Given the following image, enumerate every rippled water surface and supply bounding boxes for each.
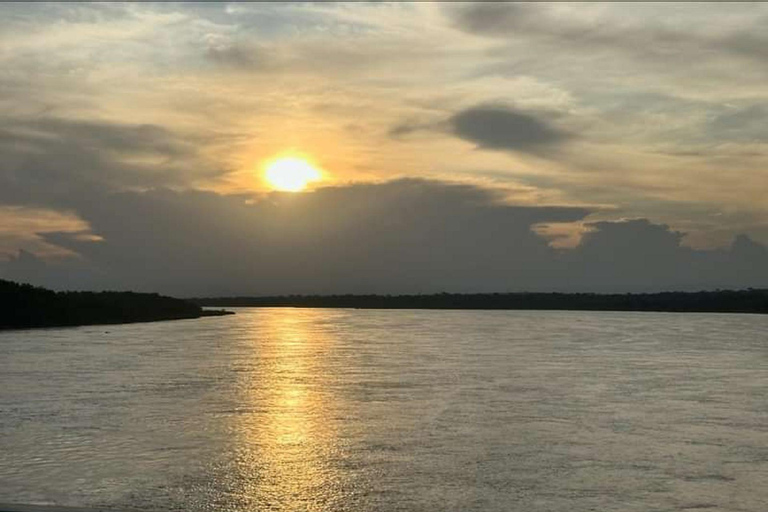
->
[1,308,767,511]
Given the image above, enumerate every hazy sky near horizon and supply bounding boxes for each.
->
[2,2,768,295]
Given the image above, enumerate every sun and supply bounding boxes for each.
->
[263,156,322,192]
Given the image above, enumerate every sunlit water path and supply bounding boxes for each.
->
[1,308,766,511]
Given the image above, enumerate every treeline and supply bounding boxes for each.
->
[1,279,231,330]
[193,289,768,314]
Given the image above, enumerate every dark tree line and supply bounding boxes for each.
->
[193,289,768,314]
[0,279,229,330]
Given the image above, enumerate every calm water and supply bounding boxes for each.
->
[1,308,766,512]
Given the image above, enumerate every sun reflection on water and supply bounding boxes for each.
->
[229,308,350,512]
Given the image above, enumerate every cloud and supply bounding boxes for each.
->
[0,115,222,207]
[560,218,768,292]
[388,120,427,139]
[564,219,691,288]
[387,117,443,139]
[447,2,768,64]
[445,2,768,111]
[449,105,568,154]
[448,2,533,37]
[0,206,94,259]
[1,249,47,284]
[203,34,277,71]
[39,179,590,295]
[708,105,768,143]
[2,179,766,296]
[1,179,587,294]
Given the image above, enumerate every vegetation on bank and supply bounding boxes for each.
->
[1,279,232,330]
[193,289,768,314]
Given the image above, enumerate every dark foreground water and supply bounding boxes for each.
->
[1,308,766,512]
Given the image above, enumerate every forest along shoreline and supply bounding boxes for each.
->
[4,277,768,331]
[0,279,233,330]
[191,289,768,314]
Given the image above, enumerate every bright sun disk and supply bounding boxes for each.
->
[264,157,321,192]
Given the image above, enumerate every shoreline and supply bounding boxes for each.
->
[0,279,234,331]
[191,289,768,315]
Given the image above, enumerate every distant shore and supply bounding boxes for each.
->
[192,289,768,314]
[0,279,234,330]
[199,309,236,318]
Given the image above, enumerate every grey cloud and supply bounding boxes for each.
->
[0,249,47,286]
[5,179,588,295]
[20,117,191,156]
[565,219,691,289]
[449,2,688,50]
[708,105,768,143]
[0,116,221,207]
[449,105,568,154]
[205,40,276,71]
[388,123,418,138]
[3,179,767,296]
[715,31,768,62]
[448,2,533,37]
[448,3,768,65]
[557,218,768,292]
[0,3,131,29]
[388,119,439,139]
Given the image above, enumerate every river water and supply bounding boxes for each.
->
[1,308,766,511]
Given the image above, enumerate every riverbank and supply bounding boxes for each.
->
[192,288,768,314]
[0,279,233,330]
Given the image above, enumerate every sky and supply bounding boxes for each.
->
[2,2,768,296]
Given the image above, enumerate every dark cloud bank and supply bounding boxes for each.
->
[2,178,767,297]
